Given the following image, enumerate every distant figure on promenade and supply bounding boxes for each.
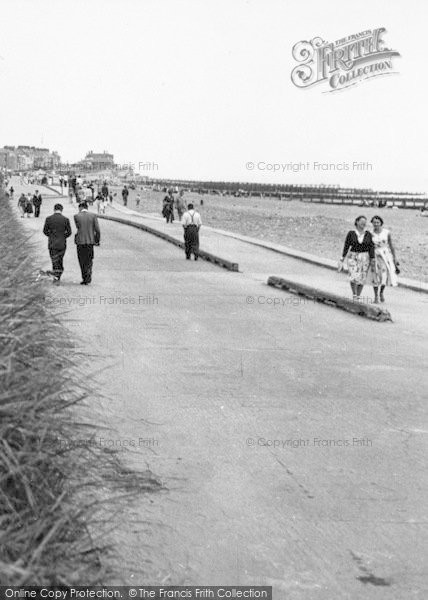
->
[24,194,33,218]
[43,203,72,285]
[176,190,185,221]
[339,215,376,301]
[9,186,14,198]
[96,193,107,214]
[74,201,101,285]
[84,186,93,205]
[182,203,202,260]
[87,182,95,201]
[122,185,129,206]
[370,216,399,303]
[101,182,109,202]
[108,192,113,204]
[77,186,86,204]
[32,190,42,217]
[17,193,26,217]
[95,193,103,214]
[136,193,141,209]
[162,191,175,223]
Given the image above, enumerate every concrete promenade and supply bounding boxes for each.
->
[8,178,428,598]
[106,200,428,294]
[100,199,428,329]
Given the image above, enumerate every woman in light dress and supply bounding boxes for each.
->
[370,215,399,303]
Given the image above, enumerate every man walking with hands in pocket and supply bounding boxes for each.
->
[43,203,72,284]
[74,201,101,285]
[182,203,202,260]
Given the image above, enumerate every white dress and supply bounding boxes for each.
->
[371,228,398,286]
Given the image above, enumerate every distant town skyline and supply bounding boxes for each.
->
[1,0,427,191]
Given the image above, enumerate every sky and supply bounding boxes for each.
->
[0,0,427,191]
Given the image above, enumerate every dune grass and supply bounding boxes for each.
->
[0,190,161,585]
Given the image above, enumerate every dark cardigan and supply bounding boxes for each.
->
[342,230,374,259]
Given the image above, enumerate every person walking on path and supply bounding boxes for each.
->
[24,194,34,218]
[182,203,202,260]
[101,182,109,202]
[162,191,175,223]
[176,190,185,221]
[339,215,376,301]
[74,201,101,285]
[87,182,95,201]
[32,190,42,217]
[17,193,26,217]
[369,215,399,303]
[122,185,129,206]
[135,193,141,209]
[9,186,14,199]
[42,203,72,285]
[95,193,103,214]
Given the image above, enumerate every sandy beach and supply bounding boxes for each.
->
[113,187,428,283]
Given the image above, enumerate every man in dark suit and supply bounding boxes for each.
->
[43,203,72,284]
[32,190,43,217]
[74,201,101,285]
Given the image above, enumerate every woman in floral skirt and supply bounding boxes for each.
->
[339,215,376,300]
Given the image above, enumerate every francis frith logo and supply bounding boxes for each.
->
[291,28,400,92]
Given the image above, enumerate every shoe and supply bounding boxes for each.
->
[186,256,190,260]
[194,256,198,261]
[80,281,87,285]
[380,293,385,303]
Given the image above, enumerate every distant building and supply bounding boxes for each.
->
[0,148,17,170]
[80,150,115,171]
[0,145,61,171]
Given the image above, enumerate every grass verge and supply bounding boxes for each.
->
[0,189,161,585]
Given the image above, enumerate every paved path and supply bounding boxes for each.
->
[101,200,428,334]
[9,179,428,598]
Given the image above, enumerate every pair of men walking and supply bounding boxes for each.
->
[43,201,100,285]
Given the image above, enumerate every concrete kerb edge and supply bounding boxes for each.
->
[42,184,63,196]
[267,275,393,322]
[97,214,239,272]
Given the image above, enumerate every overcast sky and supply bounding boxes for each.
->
[0,0,426,191]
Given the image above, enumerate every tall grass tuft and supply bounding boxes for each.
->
[0,190,161,585]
